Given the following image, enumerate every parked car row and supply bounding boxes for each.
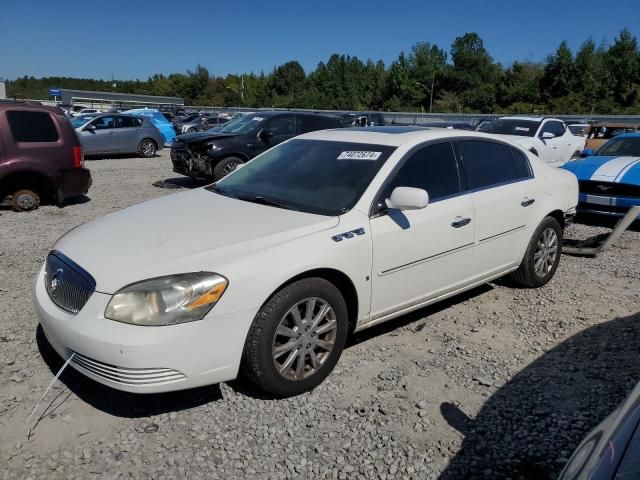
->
[3,99,638,222]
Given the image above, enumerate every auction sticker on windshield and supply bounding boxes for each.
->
[337,151,382,160]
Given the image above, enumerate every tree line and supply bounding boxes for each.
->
[6,29,640,114]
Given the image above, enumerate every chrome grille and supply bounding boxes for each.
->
[44,251,96,314]
[70,351,186,386]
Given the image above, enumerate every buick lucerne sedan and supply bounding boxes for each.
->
[34,127,578,397]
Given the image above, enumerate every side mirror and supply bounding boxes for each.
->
[540,132,555,140]
[581,149,594,158]
[385,187,429,211]
[84,124,96,132]
[259,129,274,141]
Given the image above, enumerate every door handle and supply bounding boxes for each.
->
[451,216,471,228]
[521,197,535,207]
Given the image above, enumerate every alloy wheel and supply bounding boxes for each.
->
[272,297,337,381]
[534,227,558,277]
[141,141,155,156]
[222,161,239,175]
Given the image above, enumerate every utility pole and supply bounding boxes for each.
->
[429,71,435,114]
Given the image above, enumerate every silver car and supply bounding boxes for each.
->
[72,114,165,157]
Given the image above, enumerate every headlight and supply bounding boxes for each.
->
[104,273,228,326]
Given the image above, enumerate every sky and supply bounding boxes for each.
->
[1,0,639,81]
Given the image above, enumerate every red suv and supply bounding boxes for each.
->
[0,102,92,211]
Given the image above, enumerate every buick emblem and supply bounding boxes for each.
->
[50,268,63,296]
[596,185,612,192]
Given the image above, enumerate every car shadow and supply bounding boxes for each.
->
[438,311,640,479]
[85,153,161,160]
[58,195,91,207]
[152,177,209,190]
[35,325,223,418]
[228,284,494,400]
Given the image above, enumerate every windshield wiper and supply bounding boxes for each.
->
[234,194,299,211]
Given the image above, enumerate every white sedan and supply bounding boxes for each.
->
[34,127,578,396]
[477,116,586,167]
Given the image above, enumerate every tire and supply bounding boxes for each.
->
[511,216,562,288]
[213,156,244,180]
[138,139,157,158]
[242,278,349,397]
[11,188,40,212]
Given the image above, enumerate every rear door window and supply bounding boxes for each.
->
[511,148,533,178]
[457,140,522,190]
[116,116,141,128]
[91,116,116,130]
[7,110,59,142]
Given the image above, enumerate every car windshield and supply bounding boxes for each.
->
[217,115,266,134]
[476,119,540,137]
[71,115,97,128]
[209,139,396,216]
[596,137,640,157]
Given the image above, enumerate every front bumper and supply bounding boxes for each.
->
[33,266,258,394]
[170,149,212,179]
[578,193,640,218]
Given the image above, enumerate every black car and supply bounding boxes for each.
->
[170,111,343,180]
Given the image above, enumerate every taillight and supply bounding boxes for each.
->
[73,146,84,168]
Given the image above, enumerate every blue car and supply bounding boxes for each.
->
[562,133,640,218]
[123,108,176,145]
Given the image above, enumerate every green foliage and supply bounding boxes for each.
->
[6,29,640,114]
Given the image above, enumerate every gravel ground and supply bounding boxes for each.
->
[0,151,639,479]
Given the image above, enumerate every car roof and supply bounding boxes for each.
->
[298,127,511,147]
[0,102,65,115]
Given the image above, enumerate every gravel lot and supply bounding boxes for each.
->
[1,150,639,479]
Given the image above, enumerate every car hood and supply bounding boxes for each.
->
[562,156,640,183]
[495,134,537,148]
[174,131,238,143]
[54,188,339,294]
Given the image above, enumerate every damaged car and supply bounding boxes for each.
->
[170,111,343,180]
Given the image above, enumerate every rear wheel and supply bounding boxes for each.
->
[213,156,244,180]
[11,188,40,212]
[511,216,562,288]
[138,139,157,158]
[242,278,349,396]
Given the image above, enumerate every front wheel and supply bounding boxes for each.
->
[242,278,349,396]
[213,156,244,180]
[138,139,157,158]
[511,216,562,288]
